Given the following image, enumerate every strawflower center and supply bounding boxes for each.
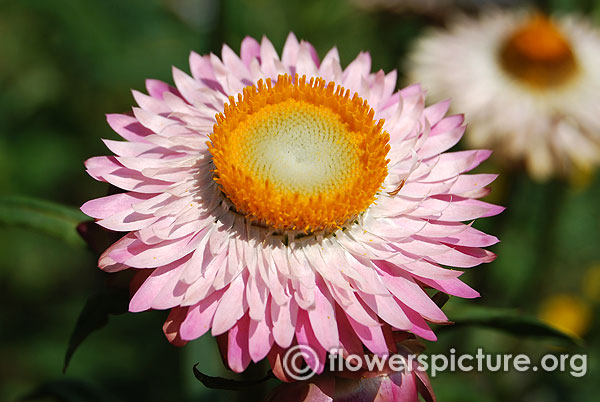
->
[499,14,578,89]
[208,74,390,233]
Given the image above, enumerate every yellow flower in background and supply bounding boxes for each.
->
[582,264,600,303]
[538,294,592,338]
[568,165,595,191]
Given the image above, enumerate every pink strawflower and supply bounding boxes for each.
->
[82,33,502,377]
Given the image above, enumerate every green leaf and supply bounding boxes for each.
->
[63,288,129,373]
[442,304,581,346]
[192,364,273,391]
[0,195,87,247]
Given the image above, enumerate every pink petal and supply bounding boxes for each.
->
[106,114,152,143]
[163,307,188,346]
[345,312,390,357]
[342,52,371,93]
[318,47,342,83]
[211,274,248,335]
[171,67,207,106]
[259,36,282,79]
[415,275,480,299]
[439,226,500,247]
[222,44,251,83]
[387,256,462,279]
[97,209,156,231]
[388,371,419,402]
[98,232,139,270]
[240,36,261,67]
[295,310,327,373]
[248,302,274,362]
[359,292,412,331]
[119,232,201,268]
[271,298,298,348]
[152,270,189,309]
[418,125,465,159]
[430,245,496,268]
[377,264,447,322]
[328,284,381,327]
[307,283,339,351]
[133,90,170,114]
[227,314,251,372]
[447,173,498,195]
[81,193,152,219]
[189,51,225,93]
[84,156,171,193]
[102,139,170,158]
[145,79,181,100]
[180,288,225,340]
[335,305,364,356]
[246,275,268,321]
[395,300,437,341]
[295,41,319,78]
[281,32,300,70]
[424,99,450,126]
[130,259,186,312]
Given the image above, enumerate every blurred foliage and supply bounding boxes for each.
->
[0,196,87,247]
[442,304,581,346]
[0,0,598,401]
[63,288,130,374]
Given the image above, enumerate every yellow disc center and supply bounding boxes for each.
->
[499,14,578,89]
[238,99,360,195]
[208,74,390,233]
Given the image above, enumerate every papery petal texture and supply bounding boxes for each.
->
[82,33,501,376]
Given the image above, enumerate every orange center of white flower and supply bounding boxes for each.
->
[499,14,578,89]
[209,74,390,233]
